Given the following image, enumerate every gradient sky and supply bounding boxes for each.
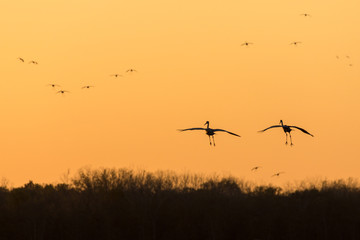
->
[1,0,359,186]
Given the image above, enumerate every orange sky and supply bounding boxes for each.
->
[1,0,359,186]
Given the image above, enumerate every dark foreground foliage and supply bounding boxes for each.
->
[0,168,359,240]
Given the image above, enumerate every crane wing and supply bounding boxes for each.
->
[258,125,282,132]
[178,128,206,132]
[213,129,241,137]
[289,126,314,137]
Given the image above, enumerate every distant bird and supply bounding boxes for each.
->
[241,42,253,46]
[336,55,340,59]
[48,84,61,88]
[290,41,302,46]
[82,85,94,89]
[110,74,123,78]
[251,166,261,171]
[259,120,313,146]
[271,172,285,177]
[349,64,353,67]
[126,69,137,73]
[178,121,240,146]
[18,57,24,62]
[56,90,70,95]
[346,55,350,59]
[300,13,311,17]
[29,60,38,64]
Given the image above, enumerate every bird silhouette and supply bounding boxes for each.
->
[178,121,240,146]
[290,41,302,46]
[48,84,61,88]
[300,13,311,17]
[126,69,137,73]
[56,90,70,95]
[29,60,38,64]
[271,172,285,177]
[251,166,261,171]
[18,57,24,62]
[110,74,123,78]
[241,42,253,46]
[82,85,94,89]
[259,120,313,146]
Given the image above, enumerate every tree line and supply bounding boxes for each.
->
[0,168,359,240]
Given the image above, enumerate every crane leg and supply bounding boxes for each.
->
[289,133,294,146]
[208,135,212,146]
[212,135,216,147]
[285,133,288,145]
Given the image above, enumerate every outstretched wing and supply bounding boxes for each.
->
[213,129,241,137]
[258,125,282,132]
[178,128,206,132]
[289,126,314,137]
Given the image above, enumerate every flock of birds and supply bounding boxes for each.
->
[14,12,355,179]
[251,166,285,178]
[178,120,313,178]
[17,57,137,94]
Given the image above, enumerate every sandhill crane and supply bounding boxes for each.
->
[259,120,313,146]
[82,85,94,89]
[178,121,240,146]
[48,84,61,88]
[110,74,123,78]
[271,172,285,177]
[290,41,302,46]
[251,166,261,171]
[126,69,137,73]
[300,13,311,17]
[29,60,38,64]
[57,90,70,95]
[241,42,253,46]
[18,57,24,62]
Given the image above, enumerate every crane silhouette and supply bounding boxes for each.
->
[300,13,311,17]
[110,74,123,78]
[126,69,137,73]
[290,41,302,46]
[48,84,61,88]
[178,121,240,146]
[56,90,70,95]
[251,166,261,171]
[82,85,94,89]
[259,120,313,145]
[29,60,38,64]
[18,57,24,62]
[241,42,253,46]
[271,172,285,177]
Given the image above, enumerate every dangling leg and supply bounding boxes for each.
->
[212,135,216,147]
[285,133,288,145]
[289,133,293,146]
[208,135,212,146]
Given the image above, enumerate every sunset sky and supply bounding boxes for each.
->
[1,0,359,186]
